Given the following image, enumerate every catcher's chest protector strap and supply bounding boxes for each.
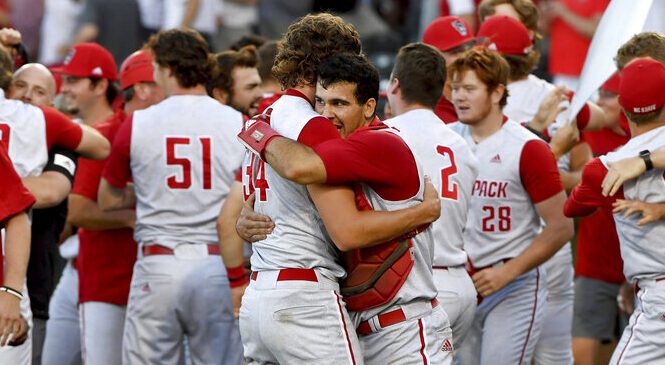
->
[340,185,429,311]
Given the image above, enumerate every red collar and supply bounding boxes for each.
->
[285,89,314,107]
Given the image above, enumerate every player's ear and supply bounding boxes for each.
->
[389,78,400,95]
[490,83,505,106]
[364,98,377,120]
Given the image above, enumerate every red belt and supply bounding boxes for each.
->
[356,299,438,336]
[250,268,318,282]
[142,244,220,256]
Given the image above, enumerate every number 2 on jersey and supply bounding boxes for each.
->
[437,145,458,200]
[165,137,212,190]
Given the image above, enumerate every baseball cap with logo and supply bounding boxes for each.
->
[119,50,155,90]
[619,57,665,115]
[423,16,476,52]
[477,15,532,56]
[51,43,118,80]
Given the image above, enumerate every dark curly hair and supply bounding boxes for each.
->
[207,45,259,97]
[272,13,361,89]
[615,32,665,70]
[147,29,214,88]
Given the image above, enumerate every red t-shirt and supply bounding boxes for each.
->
[258,92,283,114]
[0,143,36,284]
[574,127,630,283]
[434,96,458,124]
[72,112,137,305]
[313,121,419,201]
[548,0,610,77]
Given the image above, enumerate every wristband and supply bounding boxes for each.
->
[0,286,23,300]
[237,116,282,161]
[639,150,654,171]
[226,265,249,288]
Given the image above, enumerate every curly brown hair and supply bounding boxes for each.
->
[615,32,665,70]
[449,47,510,108]
[502,51,540,81]
[478,0,541,42]
[147,29,214,88]
[272,13,361,89]
[207,45,259,96]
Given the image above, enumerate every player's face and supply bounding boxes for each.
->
[8,68,55,106]
[230,67,262,117]
[597,89,621,127]
[315,81,375,138]
[451,70,494,125]
[60,75,99,114]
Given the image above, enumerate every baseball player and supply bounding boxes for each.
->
[239,50,452,364]
[386,43,479,352]
[445,48,573,365]
[564,57,665,364]
[52,42,137,365]
[0,144,35,351]
[207,45,263,117]
[98,29,244,365]
[6,62,80,365]
[422,15,477,124]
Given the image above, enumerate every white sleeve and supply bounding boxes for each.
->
[447,0,475,16]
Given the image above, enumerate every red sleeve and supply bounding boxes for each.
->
[313,130,420,200]
[102,117,133,188]
[564,158,621,217]
[0,144,35,225]
[519,139,564,204]
[235,169,242,182]
[296,116,341,147]
[40,106,83,151]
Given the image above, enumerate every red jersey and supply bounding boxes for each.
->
[575,127,630,283]
[258,92,283,114]
[0,144,36,284]
[434,96,458,124]
[548,0,610,77]
[72,111,137,305]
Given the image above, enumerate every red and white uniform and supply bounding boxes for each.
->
[451,118,563,365]
[384,109,479,347]
[72,111,136,364]
[565,125,665,365]
[0,90,82,177]
[313,119,453,364]
[103,94,245,365]
[239,89,362,365]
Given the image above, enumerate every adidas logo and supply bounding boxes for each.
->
[141,283,150,293]
[441,339,453,352]
[490,154,501,163]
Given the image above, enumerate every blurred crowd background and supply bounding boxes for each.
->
[3,0,665,96]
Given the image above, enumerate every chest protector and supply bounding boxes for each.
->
[340,184,429,311]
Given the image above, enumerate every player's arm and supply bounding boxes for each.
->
[181,0,200,28]
[602,147,665,196]
[98,118,134,211]
[42,106,110,160]
[560,142,592,192]
[75,124,111,160]
[565,158,613,217]
[68,194,135,230]
[21,148,78,209]
[98,180,135,211]
[309,178,440,251]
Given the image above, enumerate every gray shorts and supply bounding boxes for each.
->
[572,277,628,342]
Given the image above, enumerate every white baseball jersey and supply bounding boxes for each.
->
[129,95,244,248]
[450,119,551,267]
[242,91,345,279]
[505,75,569,128]
[384,109,479,267]
[600,125,665,283]
[0,90,48,177]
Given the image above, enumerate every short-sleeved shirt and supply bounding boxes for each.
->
[0,143,36,285]
[242,89,345,279]
[103,95,245,249]
[574,127,630,284]
[566,125,665,283]
[73,111,137,305]
[450,118,563,267]
[314,119,438,320]
[548,0,610,77]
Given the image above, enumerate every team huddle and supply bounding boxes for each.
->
[1,1,665,365]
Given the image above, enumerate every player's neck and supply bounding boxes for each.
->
[168,84,207,97]
[629,118,665,138]
[393,102,431,117]
[470,109,503,143]
[80,100,114,126]
[292,84,315,104]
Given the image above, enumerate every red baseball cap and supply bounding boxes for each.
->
[422,16,476,52]
[600,72,621,94]
[619,57,665,115]
[477,15,532,56]
[51,43,117,80]
[119,50,155,90]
